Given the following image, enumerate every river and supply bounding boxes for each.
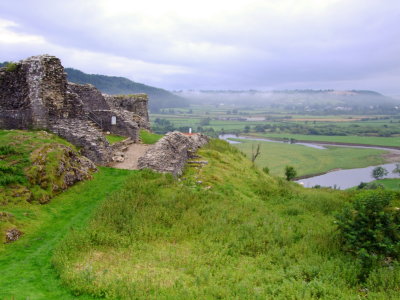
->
[219,134,400,189]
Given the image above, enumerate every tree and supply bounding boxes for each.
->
[243,125,250,133]
[285,165,297,181]
[372,166,388,180]
[262,166,269,174]
[199,117,211,126]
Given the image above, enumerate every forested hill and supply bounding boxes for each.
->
[0,62,188,112]
[65,68,188,112]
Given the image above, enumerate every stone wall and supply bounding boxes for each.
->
[104,94,150,129]
[138,132,209,176]
[0,56,72,129]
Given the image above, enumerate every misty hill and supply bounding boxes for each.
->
[0,62,188,112]
[65,68,188,112]
[175,89,400,114]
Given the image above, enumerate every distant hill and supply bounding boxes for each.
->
[175,89,400,114]
[65,68,188,112]
[0,62,188,111]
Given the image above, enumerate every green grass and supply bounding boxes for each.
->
[0,167,135,299]
[232,139,387,177]
[257,133,400,147]
[52,140,400,299]
[139,129,163,144]
[105,134,126,145]
[0,130,91,205]
[374,178,400,190]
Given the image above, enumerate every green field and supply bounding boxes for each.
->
[231,139,387,177]
[0,167,134,299]
[375,178,400,190]
[256,133,400,147]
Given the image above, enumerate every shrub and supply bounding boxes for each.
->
[372,166,388,180]
[335,190,400,280]
[285,165,297,181]
[262,166,269,174]
[5,62,18,72]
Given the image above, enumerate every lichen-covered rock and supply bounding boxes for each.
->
[138,132,209,176]
[5,228,23,243]
[26,144,97,203]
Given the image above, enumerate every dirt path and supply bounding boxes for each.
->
[112,144,152,170]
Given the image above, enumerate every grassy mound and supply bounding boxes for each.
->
[0,130,96,205]
[52,139,400,299]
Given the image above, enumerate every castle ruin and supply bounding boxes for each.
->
[0,55,150,164]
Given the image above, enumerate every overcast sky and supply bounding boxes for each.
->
[0,0,399,94]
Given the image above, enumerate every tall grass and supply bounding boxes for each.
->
[52,139,400,299]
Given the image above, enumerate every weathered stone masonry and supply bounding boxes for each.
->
[0,55,150,164]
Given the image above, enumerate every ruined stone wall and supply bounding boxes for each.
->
[0,62,33,128]
[0,55,72,129]
[104,94,150,129]
[0,54,151,165]
[138,132,209,176]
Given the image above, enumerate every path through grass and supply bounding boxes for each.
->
[0,167,134,299]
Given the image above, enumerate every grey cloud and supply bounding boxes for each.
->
[0,0,399,94]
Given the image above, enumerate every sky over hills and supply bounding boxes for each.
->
[0,0,399,94]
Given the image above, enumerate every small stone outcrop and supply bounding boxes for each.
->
[0,55,150,165]
[138,132,209,176]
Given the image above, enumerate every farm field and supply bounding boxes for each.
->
[255,133,400,148]
[150,105,400,140]
[231,139,387,177]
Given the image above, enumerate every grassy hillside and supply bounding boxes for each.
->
[1,134,399,298]
[65,68,189,111]
[0,167,134,299]
[51,140,399,299]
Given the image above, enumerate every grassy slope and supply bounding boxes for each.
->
[257,133,400,147]
[0,167,134,299]
[0,130,82,206]
[139,129,163,144]
[232,139,386,177]
[52,140,400,299]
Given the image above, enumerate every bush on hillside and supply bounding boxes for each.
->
[335,190,400,280]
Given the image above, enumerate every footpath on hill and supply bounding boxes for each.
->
[0,167,134,299]
[111,143,152,170]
